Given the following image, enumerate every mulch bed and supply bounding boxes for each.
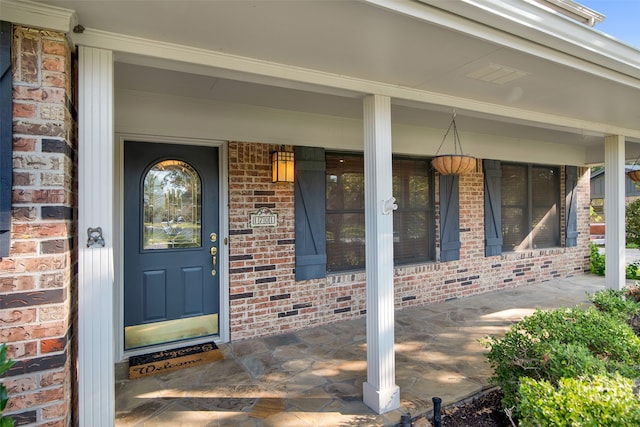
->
[440,389,511,427]
[419,389,512,427]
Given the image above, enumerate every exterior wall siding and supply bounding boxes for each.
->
[228,142,591,340]
[0,26,76,426]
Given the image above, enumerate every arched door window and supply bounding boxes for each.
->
[142,160,201,250]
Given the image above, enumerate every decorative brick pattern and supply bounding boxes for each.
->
[1,25,76,426]
[227,144,590,341]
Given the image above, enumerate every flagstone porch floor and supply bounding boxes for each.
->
[115,274,606,426]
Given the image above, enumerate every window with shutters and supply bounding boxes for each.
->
[325,152,435,272]
[501,163,560,251]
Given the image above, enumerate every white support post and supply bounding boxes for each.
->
[604,134,625,290]
[78,47,115,426]
[362,94,400,414]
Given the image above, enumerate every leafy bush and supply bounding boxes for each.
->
[518,374,640,427]
[588,288,640,321]
[0,344,14,427]
[627,261,640,280]
[483,306,640,412]
[627,198,640,247]
[589,242,605,276]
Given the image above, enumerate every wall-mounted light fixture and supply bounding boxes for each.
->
[272,150,295,183]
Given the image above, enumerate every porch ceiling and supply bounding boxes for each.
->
[33,0,640,162]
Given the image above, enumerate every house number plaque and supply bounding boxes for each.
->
[249,207,278,228]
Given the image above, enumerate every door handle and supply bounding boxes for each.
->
[210,246,217,275]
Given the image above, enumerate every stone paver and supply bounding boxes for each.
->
[115,274,605,426]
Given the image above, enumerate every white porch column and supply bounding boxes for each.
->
[78,47,115,426]
[604,134,626,290]
[362,94,400,414]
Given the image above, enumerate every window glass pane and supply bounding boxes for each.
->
[393,157,434,264]
[143,160,201,250]
[532,166,559,248]
[326,212,365,271]
[502,207,527,250]
[410,176,429,208]
[501,164,528,250]
[326,154,364,210]
[501,164,527,205]
[393,211,434,262]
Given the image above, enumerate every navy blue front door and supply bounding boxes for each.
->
[123,141,219,350]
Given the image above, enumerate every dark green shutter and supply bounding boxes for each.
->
[484,160,502,256]
[439,174,460,262]
[0,21,12,258]
[295,146,327,280]
[565,166,578,247]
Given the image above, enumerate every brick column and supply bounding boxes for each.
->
[0,26,76,426]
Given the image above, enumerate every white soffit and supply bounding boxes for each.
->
[465,63,530,85]
[384,0,640,84]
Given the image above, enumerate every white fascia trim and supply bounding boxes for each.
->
[0,0,76,33]
[543,0,605,26]
[370,0,640,82]
[71,28,640,140]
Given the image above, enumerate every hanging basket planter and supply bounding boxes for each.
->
[432,154,477,176]
[431,111,476,175]
[628,170,640,182]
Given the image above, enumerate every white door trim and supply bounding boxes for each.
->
[113,134,230,362]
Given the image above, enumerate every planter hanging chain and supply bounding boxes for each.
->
[435,111,464,156]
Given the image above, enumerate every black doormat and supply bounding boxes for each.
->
[128,341,223,379]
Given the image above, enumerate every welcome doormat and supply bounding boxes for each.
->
[128,341,223,379]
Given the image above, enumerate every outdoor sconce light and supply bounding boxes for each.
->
[272,150,295,183]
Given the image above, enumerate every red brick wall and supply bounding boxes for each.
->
[0,26,76,426]
[228,142,590,340]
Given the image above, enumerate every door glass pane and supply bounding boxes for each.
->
[143,160,201,250]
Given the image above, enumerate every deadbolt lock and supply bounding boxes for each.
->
[209,232,217,242]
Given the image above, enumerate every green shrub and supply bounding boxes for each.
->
[627,261,640,280]
[483,306,640,411]
[588,288,640,320]
[0,344,14,427]
[589,242,605,276]
[518,374,640,427]
[627,198,640,247]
